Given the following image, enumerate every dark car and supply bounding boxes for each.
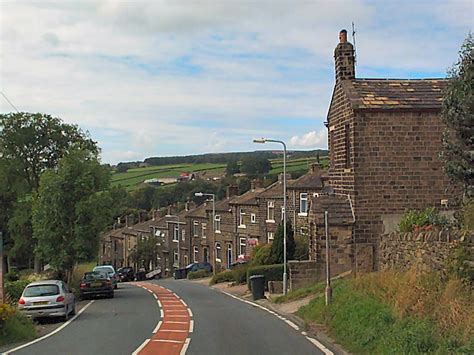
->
[174,262,213,279]
[79,271,114,300]
[117,267,135,282]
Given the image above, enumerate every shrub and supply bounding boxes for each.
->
[293,235,309,260]
[399,207,450,232]
[247,264,284,290]
[187,270,211,280]
[4,280,29,304]
[250,244,273,266]
[231,264,249,284]
[209,270,234,285]
[5,270,19,282]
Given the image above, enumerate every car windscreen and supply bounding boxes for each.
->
[24,284,60,297]
[84,272,107,280]
[94,267,114,275]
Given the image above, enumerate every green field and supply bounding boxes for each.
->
[112,157,328,191]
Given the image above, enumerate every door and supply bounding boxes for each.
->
[227,244,232,269]
[203,248,208,263]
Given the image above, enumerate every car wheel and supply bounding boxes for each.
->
[63,306,70,322]
[71,304,76,316]
[114,284,118,290]
[109,292,114,298]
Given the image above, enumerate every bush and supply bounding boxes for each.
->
[399,207,450,232]
[293,235,309,260]
[0,310,36,346]
[210,270,234,285]
[5,270,19,282]
[250,244,273,266]
[231,264,250,284]
[247,264,284,290]
[187,270,211,280]
[5,280,29,304]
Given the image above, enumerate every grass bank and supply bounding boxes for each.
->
[296,271,473,354]
[0,306,36,347]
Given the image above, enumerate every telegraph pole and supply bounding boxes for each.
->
[325,211,332,305]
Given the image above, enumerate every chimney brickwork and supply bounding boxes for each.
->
[334,29,355,82]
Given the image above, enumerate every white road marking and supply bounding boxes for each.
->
[153,294,158,300]
[187,308,193,317]
[153,321,163,333]
[157,300,162,308]
[180,300,188,307]
[131,338,150,355]
[160,309,164,317]
[156,329,188,333]
[220,291,331,353]
[151,339,184,343]
[189,320,194,333]
[180,338,191,355]
[166,321,188,324]
[3,300,95,354]
[305,337,334,355]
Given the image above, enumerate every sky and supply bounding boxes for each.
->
[0,0,472,164]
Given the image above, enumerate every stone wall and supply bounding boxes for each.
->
[378,230,474,272]
[288,260,325,291]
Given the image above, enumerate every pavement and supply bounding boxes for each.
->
[2,279,333,355]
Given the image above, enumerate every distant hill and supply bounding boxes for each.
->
[116,149,328,170]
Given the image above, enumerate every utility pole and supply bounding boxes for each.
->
[325,211,332,305]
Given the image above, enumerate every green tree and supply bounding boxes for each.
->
[32,149,110,282]
[226,160,240,176]
[240,156,271,176]
[440,34,474,198]
[130,237,159,271]
[0,112,98,271]
[270,220,295,264]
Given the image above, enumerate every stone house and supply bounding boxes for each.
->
[325,29,457,270]
[211,195,237,271]
[229,181,266,258]
[99,227,125,269]
[185,203,211,264]
[164,208,189,272]
[287,164,327,241]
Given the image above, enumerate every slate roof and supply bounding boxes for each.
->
[310,194,354,226]
[185,203,208,218]
[342,78,447,111]
[257,180,295,199]
[288,171,324,190]
[229,188,265,205]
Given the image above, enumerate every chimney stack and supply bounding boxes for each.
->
[251,179,262,191]
[334,29,355,82]
[310,163,322,174]
[226,185,239,199]
[153,209,161,221]
[278,173,291,183]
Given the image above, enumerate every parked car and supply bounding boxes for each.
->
[18,280,75,321]
[117,267,135,282]
[93,265,118,289]
[174,262,213,279]
[79,271,114,299]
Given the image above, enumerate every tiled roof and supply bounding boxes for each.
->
[212,198,233,212]
[185,203,208,218]
[310,194,354,226]
[342,78,447,110]
[229,188,265,205]
[257,180,294,199]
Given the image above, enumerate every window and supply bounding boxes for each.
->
[184,255,188,265]
[215,242,221,262]
[300,193,308,215]
[239,208,245,227]
[281,206,285,220]
[181,229,185,241]
[203,248,209,263]
[251,213,256,223]
[267,201,275,221]
[202,223,207,238]
[193,221,199,237]
[215,215,221,232]
[193,246,199,262]
[267,232,274,243]
[173,225,179,242]
[239,238,246,256]
[173,250,179,266]
[227,244,232,269]
[300,227,309,236]
[330,129,334,168]
[113,240,117,252]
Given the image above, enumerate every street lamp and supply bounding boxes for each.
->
[166,214,180,269]
[253,138,288,295]
[195,192,216,273]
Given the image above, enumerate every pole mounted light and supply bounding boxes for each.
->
[253,137,288,295]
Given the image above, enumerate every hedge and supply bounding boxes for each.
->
[247,264,284,290]
[209,270,234,285]
[187,270,211,280]
[5,280,30,304]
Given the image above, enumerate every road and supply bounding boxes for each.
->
[4,280,326,355]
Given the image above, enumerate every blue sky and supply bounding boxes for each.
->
[1,0,472,164]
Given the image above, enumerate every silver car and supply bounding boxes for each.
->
[18,280,76,321]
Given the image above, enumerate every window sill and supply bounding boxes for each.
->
[238,225,246,229]
[173,240,179,243]
[266,220,275,224]
[298,213,308,217]
[215,230,221,234]
[216,258,221,262]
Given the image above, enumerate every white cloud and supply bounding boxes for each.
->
[289,130,327,149]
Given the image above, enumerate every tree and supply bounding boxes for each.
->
[130,237,159,271]
[32,149,110,282]
[270,220,295,264]
[240,156,271,176]
[0,112,98,271]
[226,160,240,176]
[440,34,474,198]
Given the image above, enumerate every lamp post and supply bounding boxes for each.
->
[195,192,216,273]
[166,214,180,270]
[253,138,288,295]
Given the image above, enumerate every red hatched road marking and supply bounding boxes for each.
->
[133,282,192,355]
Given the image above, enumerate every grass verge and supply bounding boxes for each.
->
[296,272,473,354]
[0,311,36,347]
